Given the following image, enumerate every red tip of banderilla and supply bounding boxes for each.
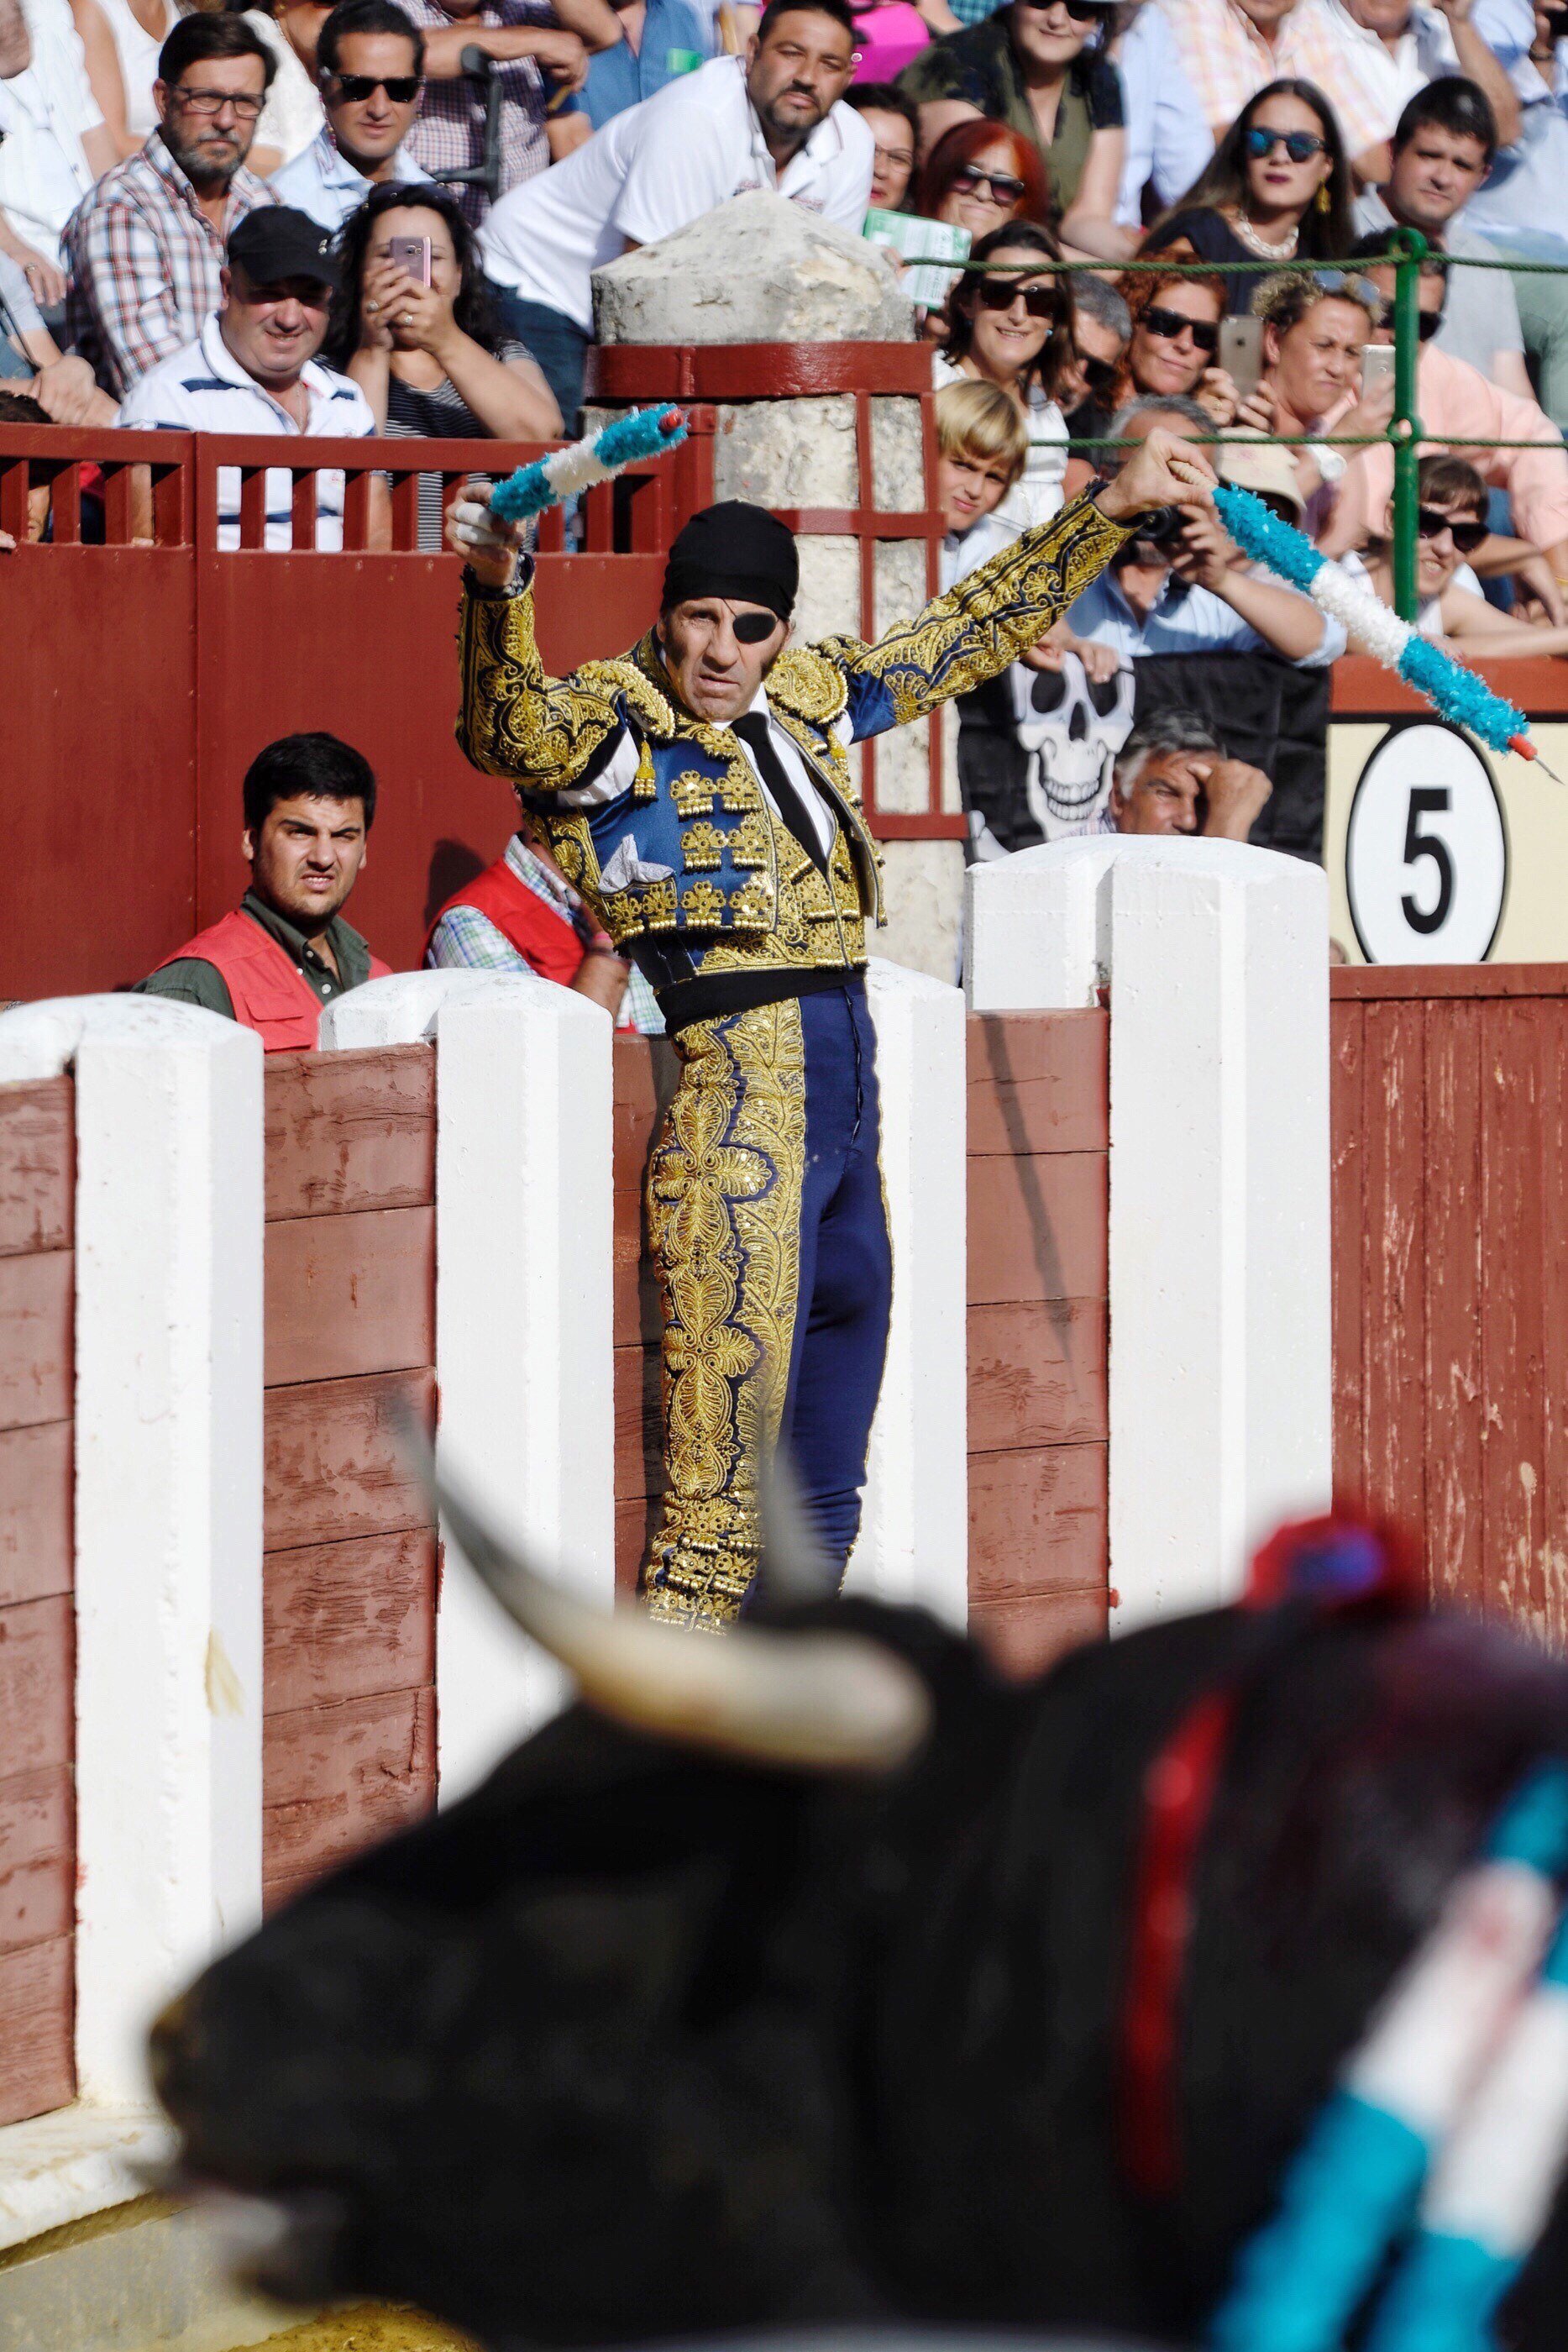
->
[1512,732,1567,785]
[659,407,687,438]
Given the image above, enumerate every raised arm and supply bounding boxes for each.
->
[822,430,1215,740]
[452,493,628,791]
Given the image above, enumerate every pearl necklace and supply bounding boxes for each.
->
[1232,209,1298,260]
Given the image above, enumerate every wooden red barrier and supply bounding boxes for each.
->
[260,1046,438,1913]
[1331,964,1568,1639]
[0,1078,76,2128]
[966,1013,1109,1677]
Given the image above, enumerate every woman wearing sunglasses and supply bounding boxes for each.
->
[1114,267,1241,426]
[917,118,1050,239]
[1143,78,1354,314]
[333,181,561,546]
[1347,454,1568,653]
[934,219,1074,527]
[895,0,1124,253]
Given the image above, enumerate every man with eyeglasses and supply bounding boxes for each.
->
[270,0,435,229]
[62,13,279,399]
[1324,238,1568,580]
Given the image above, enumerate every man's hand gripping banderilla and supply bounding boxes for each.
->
[448,480,532,589]
[1093,428,1219,525]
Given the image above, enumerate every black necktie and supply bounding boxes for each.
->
[731,711,831,874]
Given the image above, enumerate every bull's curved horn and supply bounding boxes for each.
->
[415,1440,931,1775]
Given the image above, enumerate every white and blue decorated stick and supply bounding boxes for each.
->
[1361,1901,1568,2352]
[1211,483,1563,784]
[1209,1762,1568,2352]
[490,403,688,523]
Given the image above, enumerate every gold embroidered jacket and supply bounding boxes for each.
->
[456,490,1130,986]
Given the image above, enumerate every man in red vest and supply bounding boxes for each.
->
[137,732,390,1049]
[424,801,663,1034]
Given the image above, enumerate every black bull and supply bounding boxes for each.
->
[153,1594,1568,2351]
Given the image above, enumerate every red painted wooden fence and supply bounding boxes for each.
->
[261,1047,438,1913]
[1331,965,1568,1642]
[0,1079,76,2127]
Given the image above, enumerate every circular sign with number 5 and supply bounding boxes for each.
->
[1345,721,1508,965]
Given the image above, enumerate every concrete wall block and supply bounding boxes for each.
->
[847,958,968,1627]
[793,533,861,657]
[322,971,616,1799]
[593,190,913,344]
[0,993,265,2226]
[963,840,1332,1630]
[877,840,965,984]
[715,396,858,507]
[868,395,926,512]
[1108,842,1331,1628]
[965,838,1121,1013]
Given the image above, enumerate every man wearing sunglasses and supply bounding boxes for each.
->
[449,428,1214,1630]
[1324,239,1568,581]
[271,0,436,232]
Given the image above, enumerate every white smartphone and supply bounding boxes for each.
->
[1361,343,1396,400]
[1218,315,1264,400]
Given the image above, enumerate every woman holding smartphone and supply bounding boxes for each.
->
[1143,78,1354,314]
[333,182,562,545]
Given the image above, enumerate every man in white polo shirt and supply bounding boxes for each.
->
[0,0,118,313]
[118,206,382,550]
[478,0,871,424]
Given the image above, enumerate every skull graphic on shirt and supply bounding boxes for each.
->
[1012,653,1135,837]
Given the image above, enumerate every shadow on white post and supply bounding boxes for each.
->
[0,995,263,2240]
[968,839,1331,1630]
[321,972,614,1798]
[846,958,968,1629]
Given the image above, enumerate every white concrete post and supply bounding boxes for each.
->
[847,958,968,1629]
[0,995,263,2211]
[321,972,615,1798]
[967,839,1331,1630]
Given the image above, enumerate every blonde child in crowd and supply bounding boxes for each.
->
[936,377,1028,589]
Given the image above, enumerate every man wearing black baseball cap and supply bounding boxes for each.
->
[118,207,384,549]
[450,427,1214,1634]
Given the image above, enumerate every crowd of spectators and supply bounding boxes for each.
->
[10,0,1568,848]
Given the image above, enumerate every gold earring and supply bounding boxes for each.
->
[1317,181,1330,213]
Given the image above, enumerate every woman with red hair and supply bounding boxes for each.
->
[916,118,1050,242]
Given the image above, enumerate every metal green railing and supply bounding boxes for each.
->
[995,234,1568,627]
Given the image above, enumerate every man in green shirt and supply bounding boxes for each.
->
[135,732,390,1051]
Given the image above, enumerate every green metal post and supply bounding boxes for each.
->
[1390,225,1427,624]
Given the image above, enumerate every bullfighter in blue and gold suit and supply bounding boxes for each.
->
[452,440,1212,1629]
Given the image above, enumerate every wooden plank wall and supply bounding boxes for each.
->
[0,1078,76,2127]
[967,1013,1110,1676]
[262,1047,438,1912]
[1331,966,1568,1646]
[609,1021,1113,1662]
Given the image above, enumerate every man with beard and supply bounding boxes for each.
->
[477,0,873,425]
[63,12,278,398]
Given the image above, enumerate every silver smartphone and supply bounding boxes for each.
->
[1218,315,1264,399]
[1361,342,1396,399]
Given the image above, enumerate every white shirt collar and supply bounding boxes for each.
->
[312,123,428,190]
[201,309,335,415]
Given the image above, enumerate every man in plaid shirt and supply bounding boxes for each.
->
[401,0,624,222]
[427,816,664,1031]
[63,13,277,399]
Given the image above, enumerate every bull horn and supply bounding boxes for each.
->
[413,1435,931,1776]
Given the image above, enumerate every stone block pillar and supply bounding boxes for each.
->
[587,191,966,982]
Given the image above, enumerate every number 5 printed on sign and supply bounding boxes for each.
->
[1346,722,1508,966]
